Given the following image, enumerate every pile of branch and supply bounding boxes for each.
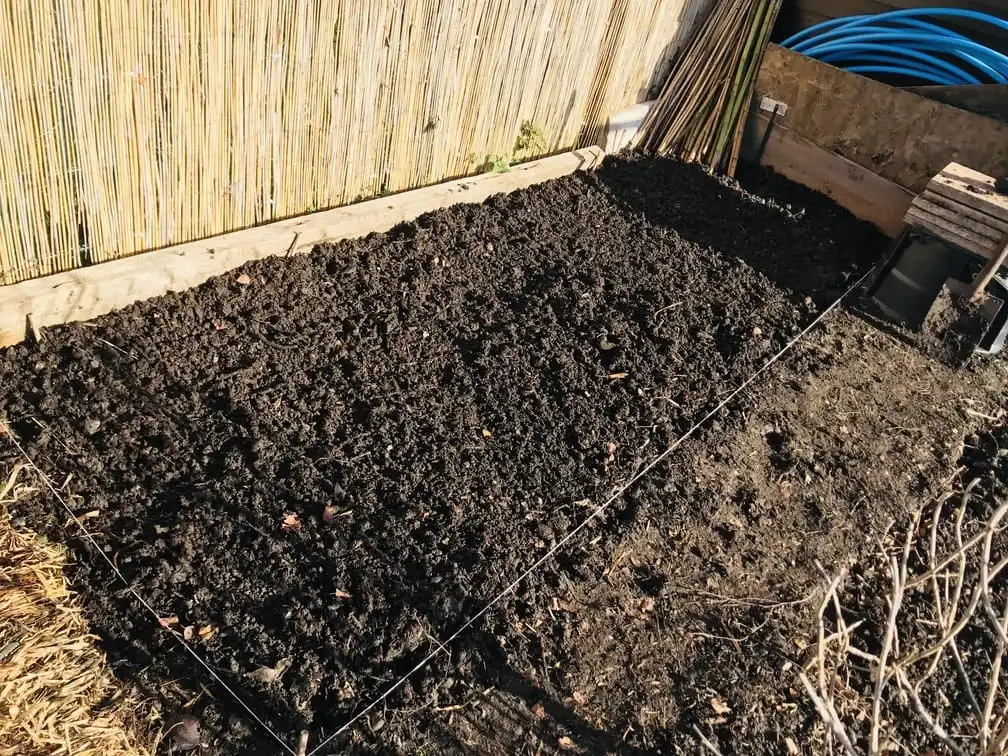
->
[636,0,781,176]
[800,485,1008,755]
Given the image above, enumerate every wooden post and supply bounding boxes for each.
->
[970,238,1008,301]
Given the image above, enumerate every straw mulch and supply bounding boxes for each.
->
[0,463,160,756]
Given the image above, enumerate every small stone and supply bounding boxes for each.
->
[167,715,202,751]
[84,418,101,436]
[752,326,762,337]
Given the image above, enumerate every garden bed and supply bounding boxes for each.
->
[1,155,1003,754]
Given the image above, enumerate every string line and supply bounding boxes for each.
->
[0,426,298,756]
[306,269,874,755]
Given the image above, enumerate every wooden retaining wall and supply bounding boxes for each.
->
[753,45,1008,194]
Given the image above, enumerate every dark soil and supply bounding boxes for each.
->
[416,309,1002,756]
[0,155,1002,755]
[921,285,991,366]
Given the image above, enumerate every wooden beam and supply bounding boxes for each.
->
[0,148,604,347]
[904,207,997,260]
[754,44,1008,193]
[920,189,1008,235]
[934,163,1008,223]
[743,112,915,238]
[912,197,1005,243]
[970,241,1008,300]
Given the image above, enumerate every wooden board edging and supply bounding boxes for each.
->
[755,45,1008,194]
[604,101,914,238]
[905,85,1008,124]
[0,147,604,347]
[742,112,914,238]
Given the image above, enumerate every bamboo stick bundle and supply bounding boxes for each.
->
[635,0,781,176]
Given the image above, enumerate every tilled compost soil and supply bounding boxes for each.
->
[0,155,950,754]
[808,418,1008,753]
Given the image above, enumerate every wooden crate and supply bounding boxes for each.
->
[905,163,1008,297]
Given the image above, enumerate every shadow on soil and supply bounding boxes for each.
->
[595,156,888,309]
[379,632,675,756]
[1,153,900,756]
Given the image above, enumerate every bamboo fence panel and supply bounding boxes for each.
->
[0,0,697,285]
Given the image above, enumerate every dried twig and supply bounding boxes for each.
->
[796,466,1007,755]
[870,555,903,754]
[692,724,725,756]
[797,672,858,756]
[982,596,1008,750]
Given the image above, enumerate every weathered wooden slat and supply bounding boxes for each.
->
[905,207,999,259]
[920,189,1008,235]
[906,85,1008,123]
[936,163,1008,220]
[0,148,605,347]
[911,197,1006,243]
[929,176,1008,225]
[969,240,1008,299]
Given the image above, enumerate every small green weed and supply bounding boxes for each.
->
[513,120,546,157]
[480,154,511,173]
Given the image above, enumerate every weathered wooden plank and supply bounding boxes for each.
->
[754,44,1008,193]
[911,198,1006,243]
[938,163,1008,218]
[970,240,1008,299]
[743,112,914,237]
[920,189,1008,234]
[0,148,605,347]
[906,85,1008,123]
[905,207,998,259]
[930,170,1008,224]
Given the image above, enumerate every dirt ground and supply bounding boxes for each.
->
[0,155,1005,755]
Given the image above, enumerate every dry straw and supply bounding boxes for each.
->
[0,0,712,285]
[0,464,159,756]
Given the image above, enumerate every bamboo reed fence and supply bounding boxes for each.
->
[0,0,711,286]
[636,0,781,175]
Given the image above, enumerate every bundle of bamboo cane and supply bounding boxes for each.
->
[635,0,782,176]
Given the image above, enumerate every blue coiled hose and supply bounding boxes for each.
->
[780,8,1008,85]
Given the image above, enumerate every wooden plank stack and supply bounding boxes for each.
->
[905,163,1008,298]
